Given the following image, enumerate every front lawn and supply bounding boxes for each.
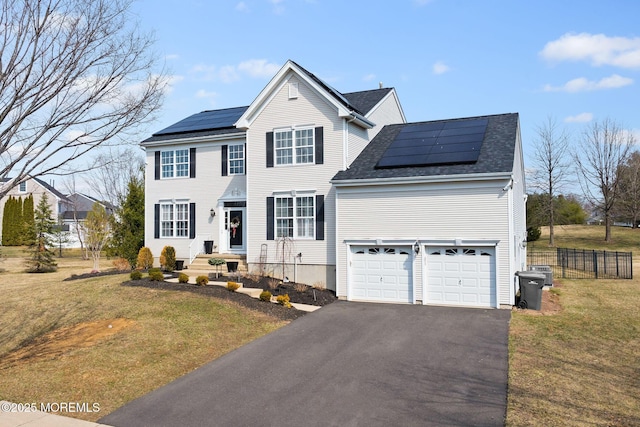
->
[0,251,287,422]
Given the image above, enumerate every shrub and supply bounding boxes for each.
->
[293,283,308,293]
[148,268,164,281]
[259,290,272,302]
[196,275,209,286]
[267,277,280,290]
[312,281,326,290]
[112,257,132,271]
[178,273,189,283]
[136,247,154,270]
[527,226,541,242]
[227,281,240,292]
[130,270,142,280]
[276,294,292,308]
[160,246,177,271]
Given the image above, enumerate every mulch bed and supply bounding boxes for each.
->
[209,275,337,307]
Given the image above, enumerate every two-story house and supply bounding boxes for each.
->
[143,60,526,308]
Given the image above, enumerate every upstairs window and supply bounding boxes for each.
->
[19,182,27,192]
[228,144,245,175]
[275,128,314,165]
[161,149,189,178]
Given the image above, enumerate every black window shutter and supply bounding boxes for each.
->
[154,152,161,180]
[244,143,247,174]
[315,194,324,240]
[266,197,275,240]
[190,148,196,178]
[221,145,228,176]
[315,127,324,165]
[189,203,196,239]
[154,204,160,238]
[266,132,274,168]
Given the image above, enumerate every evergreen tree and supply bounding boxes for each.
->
[107,176,145,267]
[2,196,13,245]
[26,193,57,272]
[21,194,35,245]
[3,196,21,246]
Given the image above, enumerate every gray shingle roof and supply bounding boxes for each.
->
[332,113,519,182]
[342,88,393,117]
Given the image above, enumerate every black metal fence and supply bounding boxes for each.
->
[527,248,633,280]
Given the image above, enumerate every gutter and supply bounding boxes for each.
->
[331,171,514,187]
[141,131,247,148]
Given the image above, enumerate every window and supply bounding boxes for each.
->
[228,144,244,175]
[160,202,189,237]
[161,149,189,178]
[275,128,314,165]
[275,196,314,238]
[18,182,26,192]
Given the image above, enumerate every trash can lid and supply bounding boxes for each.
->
[516,271,546,279]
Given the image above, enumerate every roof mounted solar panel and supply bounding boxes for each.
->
[376,118,488,169]
[153,106,249,136]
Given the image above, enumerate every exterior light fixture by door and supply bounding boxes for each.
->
[210,208,216,218]
[414,242,420,255]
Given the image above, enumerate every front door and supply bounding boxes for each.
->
[228,209,243,249]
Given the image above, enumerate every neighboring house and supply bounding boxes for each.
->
[143,60,526,308]
[0,176,69,244]
[60,193,115,248]
[332,113,527,308]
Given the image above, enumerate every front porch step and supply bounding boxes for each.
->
[185,254,248,275]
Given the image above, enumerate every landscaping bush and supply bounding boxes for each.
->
[136,247,154,270]
[130,270,142,280]
[196,275,209,286]
[259,290,272,302]
[178,273,189,283]
[227,281,240,292]
[160,245,176,271]
[276,294,292,308]
[148,268,164,281]
[112,257,131,271]
[527,226,541,242]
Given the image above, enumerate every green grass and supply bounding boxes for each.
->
[507,225,640,426]
[528,224,640,253]
[0,250,285,421]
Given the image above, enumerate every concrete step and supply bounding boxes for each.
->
[187,254,248,274]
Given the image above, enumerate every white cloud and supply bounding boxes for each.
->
[236,2,249,12]
[270,0,285,14]
[432,61,450,75]
[362,73,376,82]
[218,65,240,83]
[238,59,280,78]
[543,74,633,92]
[540,32,640,68]
[564,113,593,123]
[195,89,218,106]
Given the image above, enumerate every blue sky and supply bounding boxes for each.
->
[130,0,640,178]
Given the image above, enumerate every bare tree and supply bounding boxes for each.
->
[531,116,572,246]
[574,118,635,242]
[83,147,144,207]
[0,0,166,198]
[84,203,110,271]
[615,151,640,228]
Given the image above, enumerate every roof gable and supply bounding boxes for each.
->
[332,113,519,182]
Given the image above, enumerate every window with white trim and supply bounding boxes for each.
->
[161,149,189,178]
[275,128,314,165]
[228,144,245,175]
[160,202,189,237]
[275,195,314,238]
[18,182,26,192]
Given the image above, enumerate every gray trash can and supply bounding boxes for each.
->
[516,271,546,310]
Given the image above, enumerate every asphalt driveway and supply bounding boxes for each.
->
[100,302,511,427]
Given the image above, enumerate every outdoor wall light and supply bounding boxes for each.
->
[210,208,216,218]
[414,242,420,255]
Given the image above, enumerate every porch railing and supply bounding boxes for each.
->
[189,234,213,264]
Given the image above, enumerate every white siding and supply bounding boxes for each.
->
[511,122,528,301]
[144,136,246,264]
[245,73,342,286]
[336,180,512,305]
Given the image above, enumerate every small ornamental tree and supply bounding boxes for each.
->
[26,193,57,272]
[85,204,111,271]
[160,245,176,271]
[136,247,154,270]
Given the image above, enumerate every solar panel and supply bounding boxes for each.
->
[376,118,488,168]
[153,106,249,136]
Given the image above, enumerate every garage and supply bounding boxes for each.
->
[426,246,496,308]
[350,246,413,303]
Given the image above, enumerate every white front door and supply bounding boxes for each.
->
[350,246,413,303]
[426,246,496,308]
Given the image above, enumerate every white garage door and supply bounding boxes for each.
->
[426,246,496,308]
[350,246,412,303]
